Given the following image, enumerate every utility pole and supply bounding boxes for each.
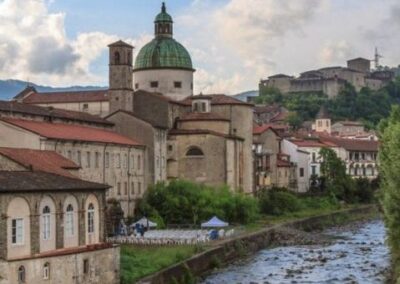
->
[373,47,383,70]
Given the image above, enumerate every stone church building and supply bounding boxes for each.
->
[14,3,254,194]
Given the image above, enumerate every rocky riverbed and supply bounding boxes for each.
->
[202,219,389,284]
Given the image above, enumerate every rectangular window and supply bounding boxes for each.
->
[124,182,128,195]
[174,81,182,88]
[124,154,128,169]
[150,81,158,88]
[312,152,316,163]
[67,150,72,160]
[42,214,50,240]
[83,259,89,274]
[131,182,135,195]
[138,182,142,195]
[299,168,304,177]
[117,183,121,195]
[116,154,121,168]
[138,155,141,170]
[105,152,110,168]
[11,218,24,245]
[311,165,316,175]
[86,152,91,168]
[201,102,206,112]
[77,151,81,166]
[135,83,139,89]
[131,155,135,169]
[95,152,100,168]
[82,103,89,111]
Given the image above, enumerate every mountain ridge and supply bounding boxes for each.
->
[0,79,106,100]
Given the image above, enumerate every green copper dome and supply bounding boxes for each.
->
[134,37,193,71]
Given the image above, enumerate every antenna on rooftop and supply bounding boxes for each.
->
[373,47,383,70]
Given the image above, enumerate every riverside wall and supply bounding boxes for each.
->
[137,205,377,284]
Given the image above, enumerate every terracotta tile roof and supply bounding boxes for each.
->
[180,94,253,106]
[0,171,108,192]
[270,111,289,122]
[277,159,291,167]
[290,139,333,148]
[179,112,230,122]
[0,100,113,126]
[105,109,168,129]
[334,121,363,127]
[0,147,79,178]
[22,90,109,104]
[1,118,143,146]
[253,123,287,135]
[320,136,379,152]
[169,128,244,140]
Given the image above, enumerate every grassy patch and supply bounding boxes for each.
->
[121,245,200,284]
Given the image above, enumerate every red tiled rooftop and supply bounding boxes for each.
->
[1,118,143,146]
[180,94,253,106]
[253,123,287,135]
[0,147,79,178]
[0,100,113,126]
[23,90,109,104]
[290,139,334,148]
[169,128,244,140]
[320,135,379,152]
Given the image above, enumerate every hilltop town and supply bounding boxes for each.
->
[0,3,399,284]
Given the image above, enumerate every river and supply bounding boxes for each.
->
[202,219,390,284]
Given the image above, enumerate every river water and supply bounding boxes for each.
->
[202,219,390,284]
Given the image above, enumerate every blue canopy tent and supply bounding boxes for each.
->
[201,216,229,228]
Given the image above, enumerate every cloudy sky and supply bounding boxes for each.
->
[0,0,399,94]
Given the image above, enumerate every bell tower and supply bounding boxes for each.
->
[108,40,134,113]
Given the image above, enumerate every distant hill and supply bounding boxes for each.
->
[233,90,259,102]
[0,79,107,100]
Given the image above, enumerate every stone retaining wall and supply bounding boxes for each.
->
[137,205,377,284]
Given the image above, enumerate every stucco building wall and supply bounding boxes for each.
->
[133,69,193,101]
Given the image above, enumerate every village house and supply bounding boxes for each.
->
[253,124,297,191]
[0,117,146,217]
[0,170,119,284]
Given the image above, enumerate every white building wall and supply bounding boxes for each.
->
[281,140,310,193]
[133,69,193,100]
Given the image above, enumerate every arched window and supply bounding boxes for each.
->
[42,206,51,240]
[186,147,204,157]
[65,204,74,237]
[18,266,25,283]
[43,262,50,280]
[114,51,120,64]
[87,203,95,234]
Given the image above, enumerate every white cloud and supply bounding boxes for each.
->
[0,0,146,86]
[319,41,353,65]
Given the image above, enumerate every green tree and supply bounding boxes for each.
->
[379,105,400,268]
[285,111,302,130]
[319,147,356,202]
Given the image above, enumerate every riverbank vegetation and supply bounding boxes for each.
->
[137,180,260,226]
[121,244,202,284]
[379,105,400,282]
